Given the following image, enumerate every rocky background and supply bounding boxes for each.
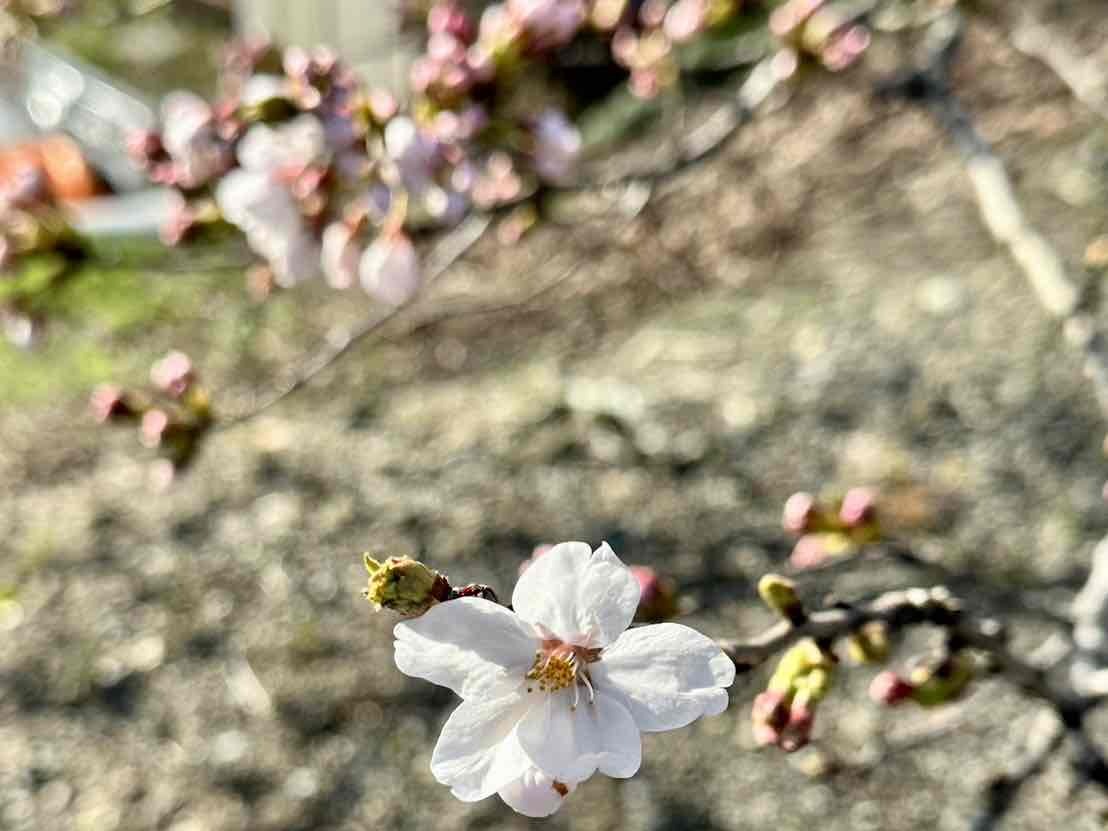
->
[2,2,1108,829]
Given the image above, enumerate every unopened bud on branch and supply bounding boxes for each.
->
[758,574,806,625]
[363,555,451,616]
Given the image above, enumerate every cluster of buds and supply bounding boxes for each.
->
[133,11,592,300]
[752,638,835,751]
[520,544,678,621]
[769,0,871,72]
[869,649,976,708]
[136,0,878,298]
[90,350,213,477]
[609,0,739,99]
[782,487,880,570]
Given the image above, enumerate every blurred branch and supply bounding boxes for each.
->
[872,13,1108,823]
[562,55,784,193]
[1007,12,1108,121]
[217,213,491,428]
[877,11,1108,414]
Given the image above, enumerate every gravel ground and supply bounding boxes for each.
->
[3,7,1108,831]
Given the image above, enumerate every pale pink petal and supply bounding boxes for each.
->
[497,767,577,817]
[516,689,640,782]
[394,597,539,698]
[321,222,361,289]
[591,622,735,732]
[512,542,640,646]
[359,233,422,306]
[430,689,533,801]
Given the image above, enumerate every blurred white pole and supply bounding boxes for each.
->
[231,0,417,93]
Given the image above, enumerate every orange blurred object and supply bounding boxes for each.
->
[0,134,102,202]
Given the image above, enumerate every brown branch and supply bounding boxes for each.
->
[719,585,1054,700]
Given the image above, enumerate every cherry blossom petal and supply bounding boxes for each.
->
[517,689,641,783]
[359,232,422,306]
[512,542,640,646]
[430,690,533,801]
[394,598,539,698]
[497,768,577,817]
[591,622,735,732]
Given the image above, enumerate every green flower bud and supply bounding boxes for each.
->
[909,652,975,707]
[363,555,450,617]
[846,622,890,665]
[758,574,806,624]
[768,638,831,693]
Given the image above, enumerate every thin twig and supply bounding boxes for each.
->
[217,214,491,428]
[875,15,1108,823]
[561,56,784,193]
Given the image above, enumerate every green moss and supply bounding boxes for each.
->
[0,252,244,406]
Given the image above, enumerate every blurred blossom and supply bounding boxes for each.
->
[612,27,677,100]
[428,2,475,42]
[141,409,171,449]
[509,0,587,50]
[868,670,914,706]
[472,151,523,208]
[150,350,194,398]
[160,92,232,189]
[321,220,363,289]
[239,73,293,111]
[216,117,328,287]
[838,486,876,529]
[663,0,707,44]
[89,384,135,424]
[0,162,48,210]
[630,565,677,622]
[359,231,422,306]
[530,110,581,184]
[160,194,196,247]
[782,491,818,534]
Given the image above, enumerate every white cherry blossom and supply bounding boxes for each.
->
[215,116,328,287]
[392,541,735,816]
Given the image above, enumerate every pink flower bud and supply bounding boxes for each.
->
[663,0,707,44]
[868,670,915,706]
[821,24,871,71]
[90,384,135,423]
[753,689,790,724]
[631,565,678,622]
[150,351,194,398]
[509,0,587,50]
[141,409,171,449]
[126,129,164,167]
[839,487,876,528]
[783,491,818,534]
[321,221,362,290]
[789,534,829,570]
[779,703,814,752]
